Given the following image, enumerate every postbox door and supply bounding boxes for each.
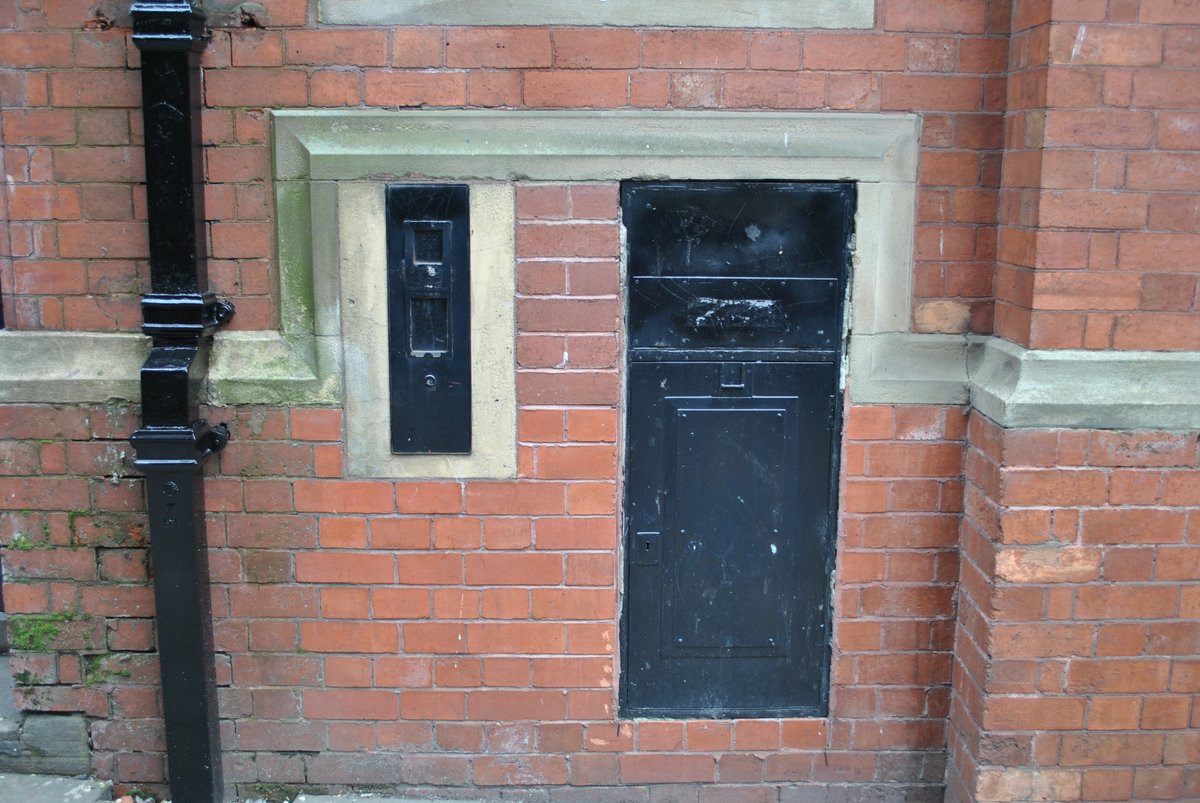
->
[621,181,852,717]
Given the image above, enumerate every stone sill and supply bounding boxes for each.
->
[2,329,1198,430]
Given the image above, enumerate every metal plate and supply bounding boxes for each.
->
[621,181,851,717]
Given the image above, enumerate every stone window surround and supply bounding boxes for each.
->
[276,110,924,477]
[1,110,1196,443]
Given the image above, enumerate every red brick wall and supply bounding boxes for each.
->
[0,189,966,798]
[1,393,970,799]
[1,1,1011,335]
[949,413,1200,801]
[995,0,1200,350]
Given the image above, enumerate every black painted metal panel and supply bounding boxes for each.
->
[386,184,472,454]
[628,277,840,353]
[624,181,852,280]
[622,181,851,718]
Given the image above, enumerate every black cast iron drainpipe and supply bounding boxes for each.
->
[129,2,233,800]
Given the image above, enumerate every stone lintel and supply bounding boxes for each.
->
[317,0,874,30]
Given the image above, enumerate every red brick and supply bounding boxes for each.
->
[517,222,619,259]
[289,408,340,441]
[468,690,566,722]
[205,146,268,183]
[4,547,95,581]
[0,477,89,511]
[1147,198,1200,235]
[465,553,563,586]
[58,222,147,258]
[11,260,86,294]
[1048,24,1165,66]
[205,69,308,107]
[747,31,801,70]
[466,482,565,514]
[531,588,615,620]
[1141,0,1200,23]
[1060,733,1165,766]
[723,73,825,109]
[401,690,466,720]
[395,483,462,514]
[991,624,1094,657]
[1087,767,1139,802]
[1134,69,1200,108]
[473,754,567,785]
[960,37,1009,73]
[867,443,964,477]
[1076,586,1178,620]
[395,554,463,585]
[1128,152,1200,192]
[860,585,955,617]
[78,585,154,618]
[516,185,570,221]
[309,70,362,106]
[0,32,74,68]
[229,586,317,618]
[621,754,715,784]
[304,689,398,720]
[285,30,387,66]
[294,480,394,513]
[1164,26,1200,66]
[446,28,551,68]
[553,29,640,69]
[1038,191,1148,230]
[1082,509,1187,544]
[468,622,566,654]
[363,70,467,107]
[372,518,430,549]
[1113,313,1200,349]
[319,517,366,549]
[1002,468,1107,505]
[882,75,983,110]
[229,30,283,67]
[523,71,627,108]
[1142,696,1190,734]
[1120,233,1200,271]
[300,621,398,653]
[536,445,617,479]
[1032,271,1141,312]
[812,34,908,72]
[296,553,394,585]
[565,553,615,587]
[230,654,318,689]
[846,406,895,440]
[2,109,76,144]
[643,31,747,69]
[388,28,443,67]
[516,298,618,333]
[629,72,671,107]
[885,0,989,33]
[535,517,615,550]
[862,515,960,548]
[319,587,369,619]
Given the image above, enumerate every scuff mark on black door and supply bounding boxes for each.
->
[621,181,853,717]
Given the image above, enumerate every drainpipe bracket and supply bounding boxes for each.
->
[132,1,209,53]
[141,293,236,340]
[131,419,227,470]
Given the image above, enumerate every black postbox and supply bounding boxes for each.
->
[621,181,853,717]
